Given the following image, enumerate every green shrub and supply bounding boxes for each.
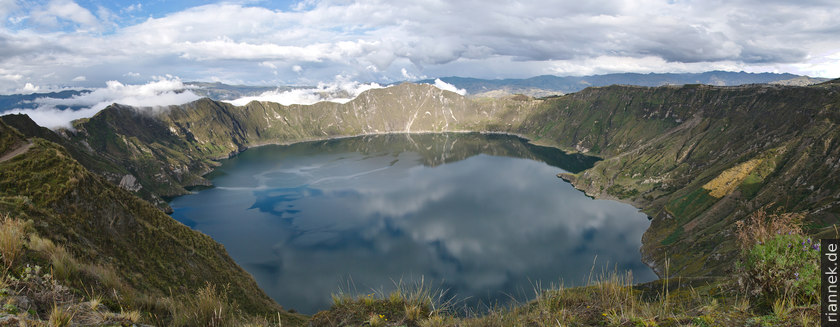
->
[739,233,819,305]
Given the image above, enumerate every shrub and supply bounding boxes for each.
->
[735,209,802,250]
[740,233,819,304]
[737,209,818,306]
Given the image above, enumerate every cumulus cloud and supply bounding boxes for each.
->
[18,82,40,94]
[0,0,838,90]
[5,77,200,129]
[430,79,466,95]
[227,78,383,106]
[30,0,100,30]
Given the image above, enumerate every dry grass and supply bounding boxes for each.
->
[48,304,75,327]
[169,283,239,327]
[314,277,450,327]
[28,234,56,253]
[0,214,28,270]
[27,234,80,281]
[81,264,123,292]
[735,208,803,250]
[49,245,79,282]
[702,158,762,197]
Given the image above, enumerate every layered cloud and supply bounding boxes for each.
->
[227,79,383,106]
[4,77,199,129]
[226,78,467,106]
[0,0,838,92]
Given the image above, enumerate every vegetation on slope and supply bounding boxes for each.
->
[523,84,840,276]
[7,82,838,279]
[0,213,307,326]
[1,81,837,325]
[0,120,304,325]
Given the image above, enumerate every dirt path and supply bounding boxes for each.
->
[0,141,33,163]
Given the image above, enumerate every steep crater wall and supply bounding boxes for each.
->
[4,82,840,279]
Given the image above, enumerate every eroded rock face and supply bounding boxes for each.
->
[118,174,142,192]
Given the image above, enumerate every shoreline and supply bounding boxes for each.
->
[182,130,660,280]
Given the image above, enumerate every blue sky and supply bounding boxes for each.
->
[1,0,839,93]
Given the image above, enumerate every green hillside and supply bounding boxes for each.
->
[0,119,304,325]
[1,81,837,325]
[8,82,834,279]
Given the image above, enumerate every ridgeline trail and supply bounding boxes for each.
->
[0,140,32,163]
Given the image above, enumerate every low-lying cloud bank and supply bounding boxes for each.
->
[1,76,471,130]
[3,77,200,129]
[225,78,467,106]
[226,80,384,106]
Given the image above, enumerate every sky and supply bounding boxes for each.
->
[0,0,838,93]
[1,0,840,128]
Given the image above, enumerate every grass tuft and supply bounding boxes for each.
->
[169,283,239,327]
[48,304,74,327]
[0,214,28,271]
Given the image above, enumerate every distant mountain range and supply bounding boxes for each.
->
[418,71,830,97]
[0,71,830,112]
[183,82,306,100]
[0,89,89,110]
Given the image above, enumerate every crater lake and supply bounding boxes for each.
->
[169,133,656,314]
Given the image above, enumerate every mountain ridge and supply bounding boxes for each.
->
[3,81,839,287]
[418,71,830,97]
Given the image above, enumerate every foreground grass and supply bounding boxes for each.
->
[309,273,818,327]
[0,213,306,326]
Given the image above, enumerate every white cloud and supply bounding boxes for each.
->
[71,75,86,82]
[5,76,200,129]
[0,0,18,20]
[227,77,383,106]
[30,0,100,30]
[124,3,142,13]
[0,0,839,89]
[430,79,466,95]
[18,82,40,94]
[1,73,23,81]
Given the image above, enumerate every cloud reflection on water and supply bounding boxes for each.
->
[169,134,655,314]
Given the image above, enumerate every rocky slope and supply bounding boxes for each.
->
[3,82,839,281]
